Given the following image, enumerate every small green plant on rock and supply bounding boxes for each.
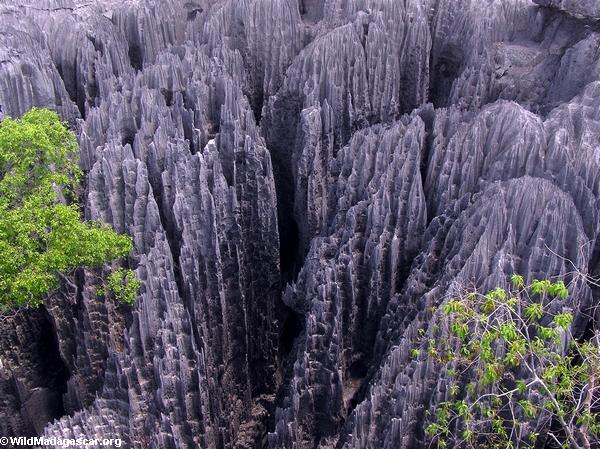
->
[425,275,600,449]
[103,268,140,306]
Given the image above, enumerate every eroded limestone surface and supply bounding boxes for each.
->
[0,1,599,448]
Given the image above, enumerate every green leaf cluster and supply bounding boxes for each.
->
[0,108,136,309]
[104,268,140,305]
[425,275,600,449]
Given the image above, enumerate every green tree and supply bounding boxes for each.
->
[424,275,600,449]
[0,108,138,309]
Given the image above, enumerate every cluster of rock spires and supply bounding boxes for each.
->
[0,0,599,448]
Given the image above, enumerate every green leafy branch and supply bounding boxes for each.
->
[0,108,140,309]
[424,275,600,449]
[98,268,141,306]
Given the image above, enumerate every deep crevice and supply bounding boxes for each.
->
[342,359,370,417]
[37,310,70,420]
[280,212,300,284]
[262,96,304,284]
[121,128,136,148]
[266,303,305,446]
[298,0,324,23]
[347,360,367,379]
[128,44,143,71]
[55,63,85,119]
[280,306,303,355]
[415,105,438,226]
[252,88,264,125]
[271,152,301,283]
[160,88,174,107]
[429,44,464,108]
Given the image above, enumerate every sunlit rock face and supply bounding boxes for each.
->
[0,0,599,448]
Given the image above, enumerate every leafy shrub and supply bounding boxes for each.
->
[104,268,140,305]
[424,276,599,449]
[0,108,137,309]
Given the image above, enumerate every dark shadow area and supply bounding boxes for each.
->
[267,303,305,442]
[280,306,303,355]
[429,45,464,108]
[55,63,86,119]
[128,44,143,71]
[262,95,303,283]
[121,128,136,148]
[414,105,437,225]
[37,312,69,419]
[252,88,264,125]
[347,360,368,380]
[160,88,174,107]
[87,69,99,113]
[341,358,371,422]
[299,0,324,23]
[280,213,300,283]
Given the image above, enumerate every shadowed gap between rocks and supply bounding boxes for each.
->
[429,44,464,108]
[55,64,85,119]
[31,310,70,431]
[263,95,306,286]
[273,147,301,284]
[250,87,265,126]
[128,44,143,72]
[298,0,324,23]
[280,211,300,284]
[279,305,302,356]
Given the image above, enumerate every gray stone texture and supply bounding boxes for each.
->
[0,0,599,448]
[535,0,600,20]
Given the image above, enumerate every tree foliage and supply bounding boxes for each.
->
[0,108,137,309]
[424,275,600,449]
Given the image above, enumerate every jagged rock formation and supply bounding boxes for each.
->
[534,0,600,20]
[343,176,594,449]
[270,117,427,448]
[0,0,599,448]
[0,5,78,120]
